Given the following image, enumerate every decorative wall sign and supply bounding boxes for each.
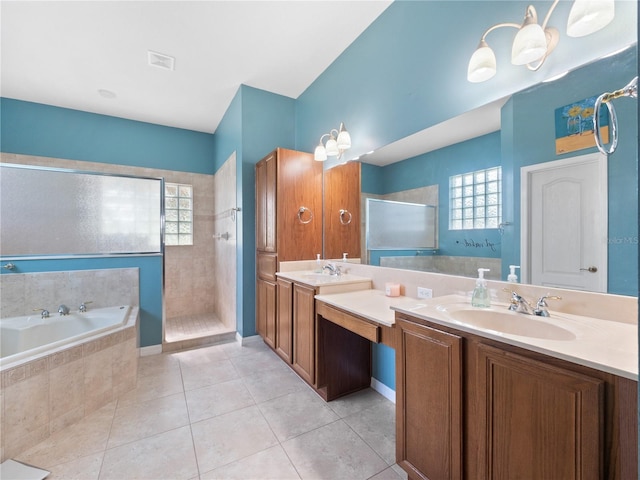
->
[555,95,609,154]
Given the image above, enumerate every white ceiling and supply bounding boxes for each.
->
[1,1,392,134]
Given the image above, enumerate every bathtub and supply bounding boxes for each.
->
[0,305,132,367]
[1,305,139,462]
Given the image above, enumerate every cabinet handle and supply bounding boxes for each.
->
[339,209,352,225]
[297,206,313,224]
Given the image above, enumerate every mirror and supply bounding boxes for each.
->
[324,45,638,297]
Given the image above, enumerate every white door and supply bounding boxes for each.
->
[521,152,607,292]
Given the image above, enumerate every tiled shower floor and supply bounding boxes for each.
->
[15,340,406,479]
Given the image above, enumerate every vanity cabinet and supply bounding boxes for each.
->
[275,278,293,363]
[396,318,463,479]
[475,343,602,479]
[292,283,316,385]
[256,252,277,349]
[396,312,638,480]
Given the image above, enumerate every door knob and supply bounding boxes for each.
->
[580,266,598,273]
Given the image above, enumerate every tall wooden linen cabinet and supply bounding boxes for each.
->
[255,148,323,349]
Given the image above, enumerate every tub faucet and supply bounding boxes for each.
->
[33,308,50,319]
[79,301,93,313]
[323,263,341,276]
[58,304,70,316]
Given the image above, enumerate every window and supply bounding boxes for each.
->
[449,167,502,230]
[165,183,193,245]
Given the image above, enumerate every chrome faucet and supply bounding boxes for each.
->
[33,308,50,319]
[79,301,93,313]
[58,304,70,316]
[505,290,533,315]
[322,263,341,276]
[534,295,562,317]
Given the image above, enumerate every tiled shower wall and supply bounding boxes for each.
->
[211,152,237,330]
[1,153,231,330]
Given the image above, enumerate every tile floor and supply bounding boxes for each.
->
[15,339,407,480]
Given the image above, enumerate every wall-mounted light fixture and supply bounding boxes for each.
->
[467,0,615,83]
[314,123,351,161]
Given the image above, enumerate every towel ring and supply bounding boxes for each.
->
[593,76,638,156]
[297,206,313,224]
[593,95,618,155]
[339,209,352,225]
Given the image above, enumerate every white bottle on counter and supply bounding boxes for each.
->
[314,253,323,273]
[507,265,520,283]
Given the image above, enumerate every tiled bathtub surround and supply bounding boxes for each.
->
[380,255,501,280]
[0,268,140,318]
[0,307,139,463]
[0,268,141,462]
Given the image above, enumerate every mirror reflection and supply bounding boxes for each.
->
[325,45,637,297]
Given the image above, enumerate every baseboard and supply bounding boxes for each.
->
[237,332,262,346]
[139,344,163,357]
[371,377,396,403]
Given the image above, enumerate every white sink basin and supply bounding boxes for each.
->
[437,304,576,341]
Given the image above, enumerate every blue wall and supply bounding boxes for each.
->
[501,47,638,295]
[295,1,637,158]
[1,98,216,174]
[212,85,296,337]
[0,98,216,347]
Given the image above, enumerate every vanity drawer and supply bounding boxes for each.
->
[317,302,379,343]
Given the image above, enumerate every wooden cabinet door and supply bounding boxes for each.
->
[476,343,603,480]
[323,161,361,259]
[276,278,293,363]
[292,283,316,385]
[276,148,322,261]
[396,316,463,480]
[255,151,276,252]
[256,279,276,348]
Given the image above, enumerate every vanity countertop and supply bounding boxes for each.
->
[276,270,372,289]
[314,289,428,328]
[392,294,638,381]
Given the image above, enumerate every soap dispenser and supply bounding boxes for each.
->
[314,254,323,273]
[507,265,520,283]
[471,268,491,308]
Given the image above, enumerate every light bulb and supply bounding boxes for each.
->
[467,41,497,82]
[325,137,339,156]
[567,0,615,37]
[314,144,327,161]
[512,22,547,65]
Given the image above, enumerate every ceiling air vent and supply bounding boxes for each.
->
[147,51,175,71]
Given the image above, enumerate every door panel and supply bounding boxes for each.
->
[522,153,607,292]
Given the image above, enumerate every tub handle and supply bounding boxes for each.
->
[33,308,50,319]
[79,301,94,313]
